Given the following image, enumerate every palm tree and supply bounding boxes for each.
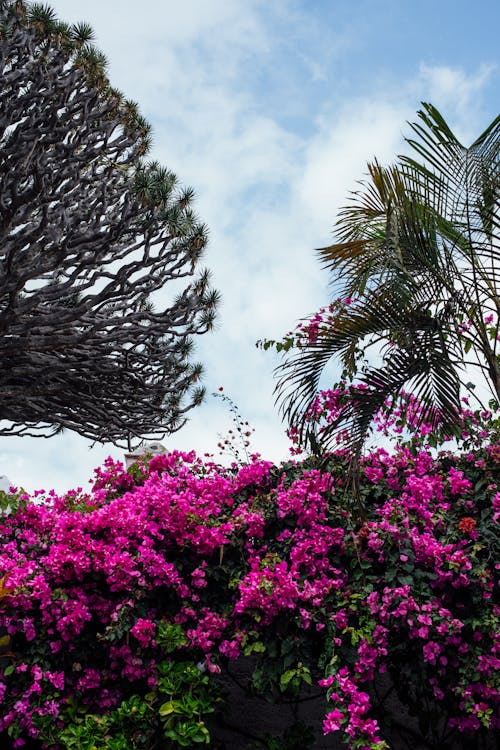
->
[275,103,500,457]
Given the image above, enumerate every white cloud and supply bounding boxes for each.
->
[418,63,496,138]
[0,435,120,496]
[297,98,412,232]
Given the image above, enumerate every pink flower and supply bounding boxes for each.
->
[130,618,156,647]
[323,708,345,733]
[448,468,472,496]
[423,641,441,665]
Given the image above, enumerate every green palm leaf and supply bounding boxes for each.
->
[275,103,499,459]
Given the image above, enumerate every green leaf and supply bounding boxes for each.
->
[159,700,181,717]
[243,640,266,656]
[302,669,313,686]
[280,669,297,691]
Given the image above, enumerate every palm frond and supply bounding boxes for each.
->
[316,322,462,456]
[275,278,457,445]
[276,104,499,460]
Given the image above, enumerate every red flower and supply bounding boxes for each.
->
[458,517,476,533]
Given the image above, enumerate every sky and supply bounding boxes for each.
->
[1,0,499,494]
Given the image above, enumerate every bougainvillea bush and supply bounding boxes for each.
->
[0,434,498,748]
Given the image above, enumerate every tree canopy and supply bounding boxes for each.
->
[273,104,500,456]
[0,1,218,445]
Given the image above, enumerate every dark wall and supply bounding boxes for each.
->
[211,658,498,750]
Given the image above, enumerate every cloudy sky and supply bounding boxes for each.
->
[1,0,499,494]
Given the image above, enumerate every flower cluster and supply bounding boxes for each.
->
[292,298,355,346]
[0,440,498,749]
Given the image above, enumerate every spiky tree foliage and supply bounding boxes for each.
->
[0,1,219,445]
[276,104,499,455]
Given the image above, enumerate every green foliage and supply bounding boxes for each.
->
[54,695,156,750]
[272,104,500,457]
[249,635,314,699]
[157,660,220,747]
[157,621,189,654]
[0,488,27,515]
[37,656,220,749]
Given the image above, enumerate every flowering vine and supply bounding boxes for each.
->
[0,437,498,749]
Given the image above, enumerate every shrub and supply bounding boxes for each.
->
[0,440,498,749]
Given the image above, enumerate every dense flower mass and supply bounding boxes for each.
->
[0,438,498,749]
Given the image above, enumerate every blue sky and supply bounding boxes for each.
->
[1,0,499,493]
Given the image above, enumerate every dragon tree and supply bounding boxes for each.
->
[0,1,219,446]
